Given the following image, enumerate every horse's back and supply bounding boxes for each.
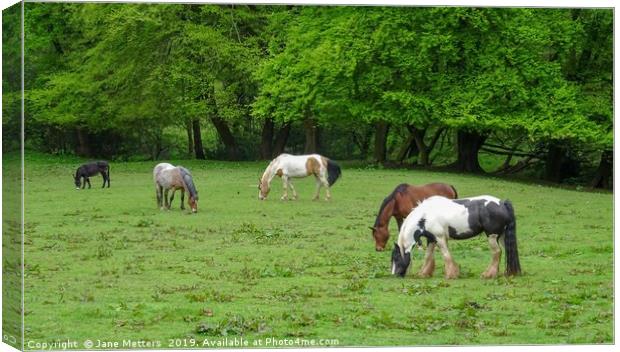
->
[274,154,323,177]
[78,161,108,176]
[276,153,324,162]
[408,183,456,200]
[154,163,174,174]
[153,163,176,183]
[415,195,464,219]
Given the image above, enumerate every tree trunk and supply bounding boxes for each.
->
[186,120,194,156]
[455,130,486,173]
[304,118,319,154]
[192,118,206,160]
[210,117,239,160]
[75,127,92,157]
[260,118,274,159]
[373,121,390,163]
[590,150,612,189]
[351,128,372,160]
[544,144,566,183]
[397,133,417,162]
[272,122,291,157]
[411,127,430,166]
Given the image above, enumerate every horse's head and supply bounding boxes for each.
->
[370,226,389,251]
[258,178,270,200]
[188,194,198,213]
[391,242,411,277]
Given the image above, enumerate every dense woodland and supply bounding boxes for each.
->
[2,4,613,187]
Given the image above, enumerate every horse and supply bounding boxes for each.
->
[74,161,110,189]
[258,153,341,201]
[153,163,199,213]
[370,183,458,251]
[391,195,521,279]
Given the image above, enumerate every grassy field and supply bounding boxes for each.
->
[17,153,612,348]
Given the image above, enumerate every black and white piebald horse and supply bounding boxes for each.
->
[391,195,521,279]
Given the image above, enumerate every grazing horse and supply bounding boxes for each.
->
[391,195,521,279]
[153,163,199,213]
[258,153,341,201]
[74,161,110,189]
[370,183,458,251]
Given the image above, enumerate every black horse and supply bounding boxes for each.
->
[74,161,110,189]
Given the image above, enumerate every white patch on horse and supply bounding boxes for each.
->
[465,195,501,206]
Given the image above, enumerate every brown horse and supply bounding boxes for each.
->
[370,183,458,251]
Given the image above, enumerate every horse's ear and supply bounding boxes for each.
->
[368,226,375,231]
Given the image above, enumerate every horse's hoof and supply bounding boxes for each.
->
[481,271,498,279]
[445,269,459,279]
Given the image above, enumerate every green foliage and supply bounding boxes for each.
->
[254,7,611,148]
[9,4,614,183]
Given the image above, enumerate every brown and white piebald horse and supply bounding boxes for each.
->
[258,154,341,201]
[370,183,458,251]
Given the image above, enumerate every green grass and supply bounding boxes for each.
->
[16,153,612,347]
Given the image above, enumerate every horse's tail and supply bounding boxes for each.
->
[326,159,342,186]
[449,184,458,199]
[503,200,521,276]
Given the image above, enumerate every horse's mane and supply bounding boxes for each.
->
[374,183,410,227]
[178,167,198,200]
[260,157,279,188]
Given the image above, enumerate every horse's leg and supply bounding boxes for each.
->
[86,177,91,189]
[319,174,331,200]
[180,189,185,210]
[107,169,110,187]
[101,171,106,188]
[81,176,86,189]
[164,189,170,209]
[280,176,289,201]
[437,237,459,279]
[418,242,436,278]
[482,234,501,279]
[156,187,161,208]
[288,180,298,200]
[169,189,176,209]
[498,235,507,275]
[313,176,321,201]
[157,185,164,210]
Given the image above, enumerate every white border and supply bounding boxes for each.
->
[0,1,616,352]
